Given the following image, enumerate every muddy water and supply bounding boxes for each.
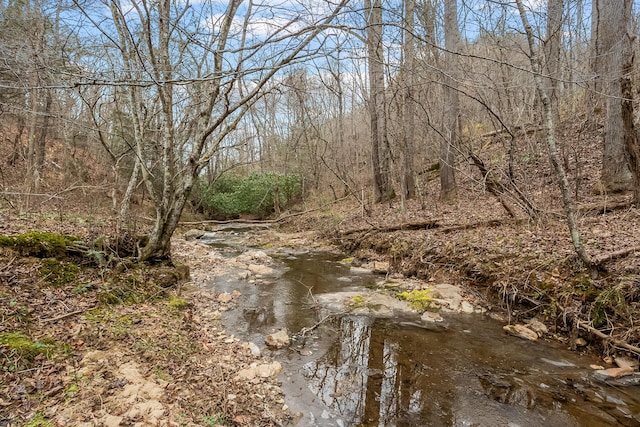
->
[201,229,640,427]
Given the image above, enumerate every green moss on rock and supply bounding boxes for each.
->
[0,231,80,258]
[396,289,432,312]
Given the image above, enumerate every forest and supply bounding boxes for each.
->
[1,0,640,425]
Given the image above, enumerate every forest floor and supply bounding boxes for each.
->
[1,190,639,426]
[0,213,292,427]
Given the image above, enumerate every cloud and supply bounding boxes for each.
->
[202,0,341,39]
[203,12,303,39]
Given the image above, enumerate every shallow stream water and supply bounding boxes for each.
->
[201,227,640,426]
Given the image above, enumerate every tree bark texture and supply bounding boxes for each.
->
[440,0,460,202]
[585,0,602,121]
[597,0,632,193]
[401,0,416,200]
[620,7,640,205]
[365,0,394,203]
[544,0,563,126]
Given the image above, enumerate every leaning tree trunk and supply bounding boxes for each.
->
[515,0,593,267]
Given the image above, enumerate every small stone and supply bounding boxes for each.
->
[184,229,206,240]
[255,362,282,378]
[218,293,233,303]
[292,412,304,425]
[227,394,236,400]
[574,338,587,347]
[247,342,261,357]
[503,324,538,341]
[234,362,282,382]
[593,367,636,381]
[603,356,614,365]
[526,318,548,335]
[590,364,605,370]
[372,261,389,274]
[421,311,444,323]
[237,250,271,263]
[615,356,639,370]
[232,290,242,298]
[488,312,507,323]
[265,329,290,349]
[460,301,475,314]
[248,264,274,276]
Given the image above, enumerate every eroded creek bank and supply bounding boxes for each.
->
[177,225,640,427]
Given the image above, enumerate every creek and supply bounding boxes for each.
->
[199,226,640,427]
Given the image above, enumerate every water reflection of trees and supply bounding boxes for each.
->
[303,316,372,424]
[303,316,454,425]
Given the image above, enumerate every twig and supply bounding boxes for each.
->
[0,256,16,272]
[0,192,62,199]
[299,313,341,338]
[40,306,96,323]
[575,318,640,356]
[555,301,640,356]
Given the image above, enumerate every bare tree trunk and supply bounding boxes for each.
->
[515,0,593,267]
[620,8,640,205]
[545,0,563,126]
[440,0,460,202]
[401,0,416,201]
[596,0,632,193]
[365,0,394,203]
[585,0,602,122]
[117,157,141,232]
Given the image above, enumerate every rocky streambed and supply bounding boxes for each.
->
[176,225,640,426]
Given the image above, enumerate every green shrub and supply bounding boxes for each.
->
[198,172,302,218]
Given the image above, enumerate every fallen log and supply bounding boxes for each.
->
[338,220,440,236]
[594,245,640,265]
[579,200,634,215]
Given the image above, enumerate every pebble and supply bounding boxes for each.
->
[575,338,588,347]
